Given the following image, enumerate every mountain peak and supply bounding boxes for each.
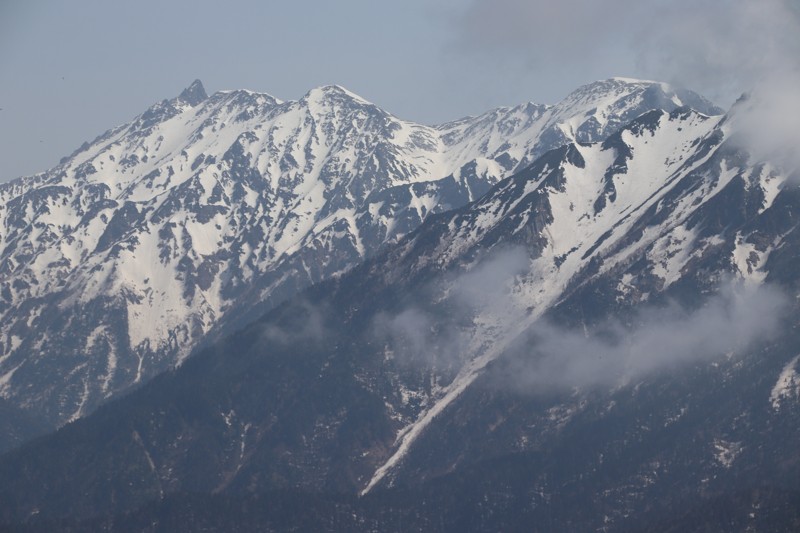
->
[302,84,372,107]
[557,77,722,119]
[177,79,208,106]
[608,76,659,85]
[564,77,664,102]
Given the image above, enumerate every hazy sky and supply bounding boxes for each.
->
[1,0,798,181]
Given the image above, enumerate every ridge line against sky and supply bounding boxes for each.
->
[1,0,798,182]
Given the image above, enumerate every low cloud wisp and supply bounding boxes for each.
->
[497,282,789,393]
[454,0,800,105]
[373,245,789,395]
[372,247,529,370]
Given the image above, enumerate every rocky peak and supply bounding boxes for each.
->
[177,79,208,107]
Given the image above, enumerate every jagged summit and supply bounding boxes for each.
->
[559,77,722,117]
[177,79,208,106]
[213,84,367,109]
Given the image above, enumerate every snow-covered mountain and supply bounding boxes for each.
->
[0,78,718,428]
[358,103,794,494]
[1,76,797,532]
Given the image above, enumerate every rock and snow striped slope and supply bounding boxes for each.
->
[0,78,719,426]
[360,103,795,491]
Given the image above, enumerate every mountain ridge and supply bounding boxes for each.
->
[0,84,797,531]
[0,77,719,429]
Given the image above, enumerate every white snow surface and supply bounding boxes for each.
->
[713,439,743,468]
[770,355,800,410]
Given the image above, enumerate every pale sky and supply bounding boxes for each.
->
[1,0,797,182]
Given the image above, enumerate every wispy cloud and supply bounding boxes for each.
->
[452,0,800,104]
[726,70,800,175]
[372,247,529,370]
[636,0,800,100]
[494,282,789,392]
[259,299,331,348]
[373,245,788,394]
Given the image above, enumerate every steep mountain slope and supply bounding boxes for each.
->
[0,397,47,453]
[0,78,718,429]
[1,92,797,532]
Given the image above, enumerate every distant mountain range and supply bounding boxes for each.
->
[1,77,798,532]
[0,77,720,431]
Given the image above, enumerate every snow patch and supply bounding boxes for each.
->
[713,439,743,468]
[648,225,696,287]
[732,233,771,285]
[770,355,800,410]
[0,363,22,396]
